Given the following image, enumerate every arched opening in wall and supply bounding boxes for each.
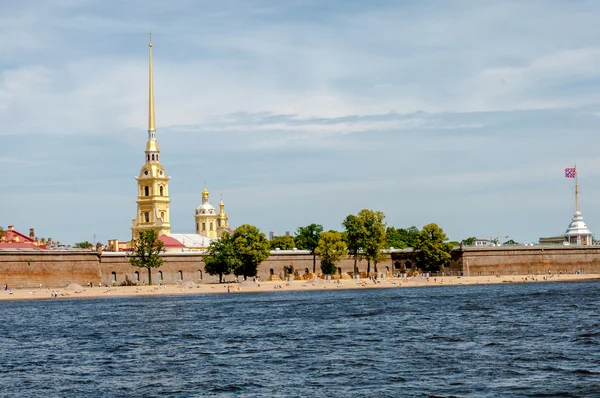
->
[197,270,203,280]
[338,267,342,275]
[394,261,401,270]
[178,270,183,280]
[196,222,199,232]
[405,260,412,269]
[147,154,150,162]
[157,155,159,161]
[218,219,221,227]
[134,271,139,281]
[210,222,213,231]
[305,268,309,274]
[202,222,206,231]
[160,212,165,220]
[270,268,274,276]
[158,271,163,281]
[111,272,116,282]
[151,154,155,161]
[144,212,150,223]
[386,266,389,273]
[160,186,163,196]
[144,186,149,196]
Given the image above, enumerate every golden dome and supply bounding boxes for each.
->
[202,185,209,198]
[145,139,160,152]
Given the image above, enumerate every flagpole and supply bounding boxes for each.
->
[575,163,579,212]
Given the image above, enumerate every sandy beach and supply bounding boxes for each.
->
[1,273,599,301]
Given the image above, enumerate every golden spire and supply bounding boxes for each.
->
[148,32,156,137]
[219,193,225,215]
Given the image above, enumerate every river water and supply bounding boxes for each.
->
[1,281,599,397]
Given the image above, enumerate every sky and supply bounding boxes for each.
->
[2,0,600,245]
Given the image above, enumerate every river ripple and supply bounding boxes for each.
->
[1,281,599,397]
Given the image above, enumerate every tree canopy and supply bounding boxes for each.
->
[386,226,420,249]
[358,209,387,275]
[204,232,239,283]
[295,223,323,273]
[270,235,295,250]
[461,237,476,245]
[74,241,93,249]
[128,230,164,285]
[315,230,347,275]
[342,214,365,273]
[231,224,270,279]
[414,223,452,272]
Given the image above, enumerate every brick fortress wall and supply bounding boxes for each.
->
[2,246,600,288]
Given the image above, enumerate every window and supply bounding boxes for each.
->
[111,272,116,282]
[202,222,206,231]
[151,154,155,161]
[158,271,163,281]
[178,270,183,280]
[197,270,203,280]
[147,154,150,162]
[134,271,139,281]
[210,222,213,231]
[218,219,221,227]
[160,186,164,196]
[144,212,150,223]
[196,222,199,232]
[144,186,149,196]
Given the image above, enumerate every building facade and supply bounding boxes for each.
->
[194,185,231,239]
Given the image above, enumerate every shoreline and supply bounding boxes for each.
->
[1,273,599,302]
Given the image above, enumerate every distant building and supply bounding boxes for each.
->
[472,238,492,247]
[0,225,47,250]
[269,231,277,240]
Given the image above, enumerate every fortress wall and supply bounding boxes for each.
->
[11,246,600,288]
[0,250,396,288]
[460,246,600,276]
[0,251,100,288]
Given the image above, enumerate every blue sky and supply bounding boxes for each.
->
[2,0,600,245]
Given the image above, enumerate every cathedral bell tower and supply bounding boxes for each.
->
[131,39,171,240]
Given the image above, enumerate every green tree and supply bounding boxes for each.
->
[461,237,476,245]
[358,209,387,276]
[231,224,270,280]
[74,241,93,249]
[415,223,452,272]
[0,226,5,241]
[128,230,164,285]
[270,235,295,250]
[342,214,365,274]
[295,223,323,273]
[386,226,420,248]
[315,231,348,275]
[204,233,239,283]
[503,239,518,245]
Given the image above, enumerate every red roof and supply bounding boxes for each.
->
[0,226,47,250]
[0,242,45,250]
[158,235,186,248]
